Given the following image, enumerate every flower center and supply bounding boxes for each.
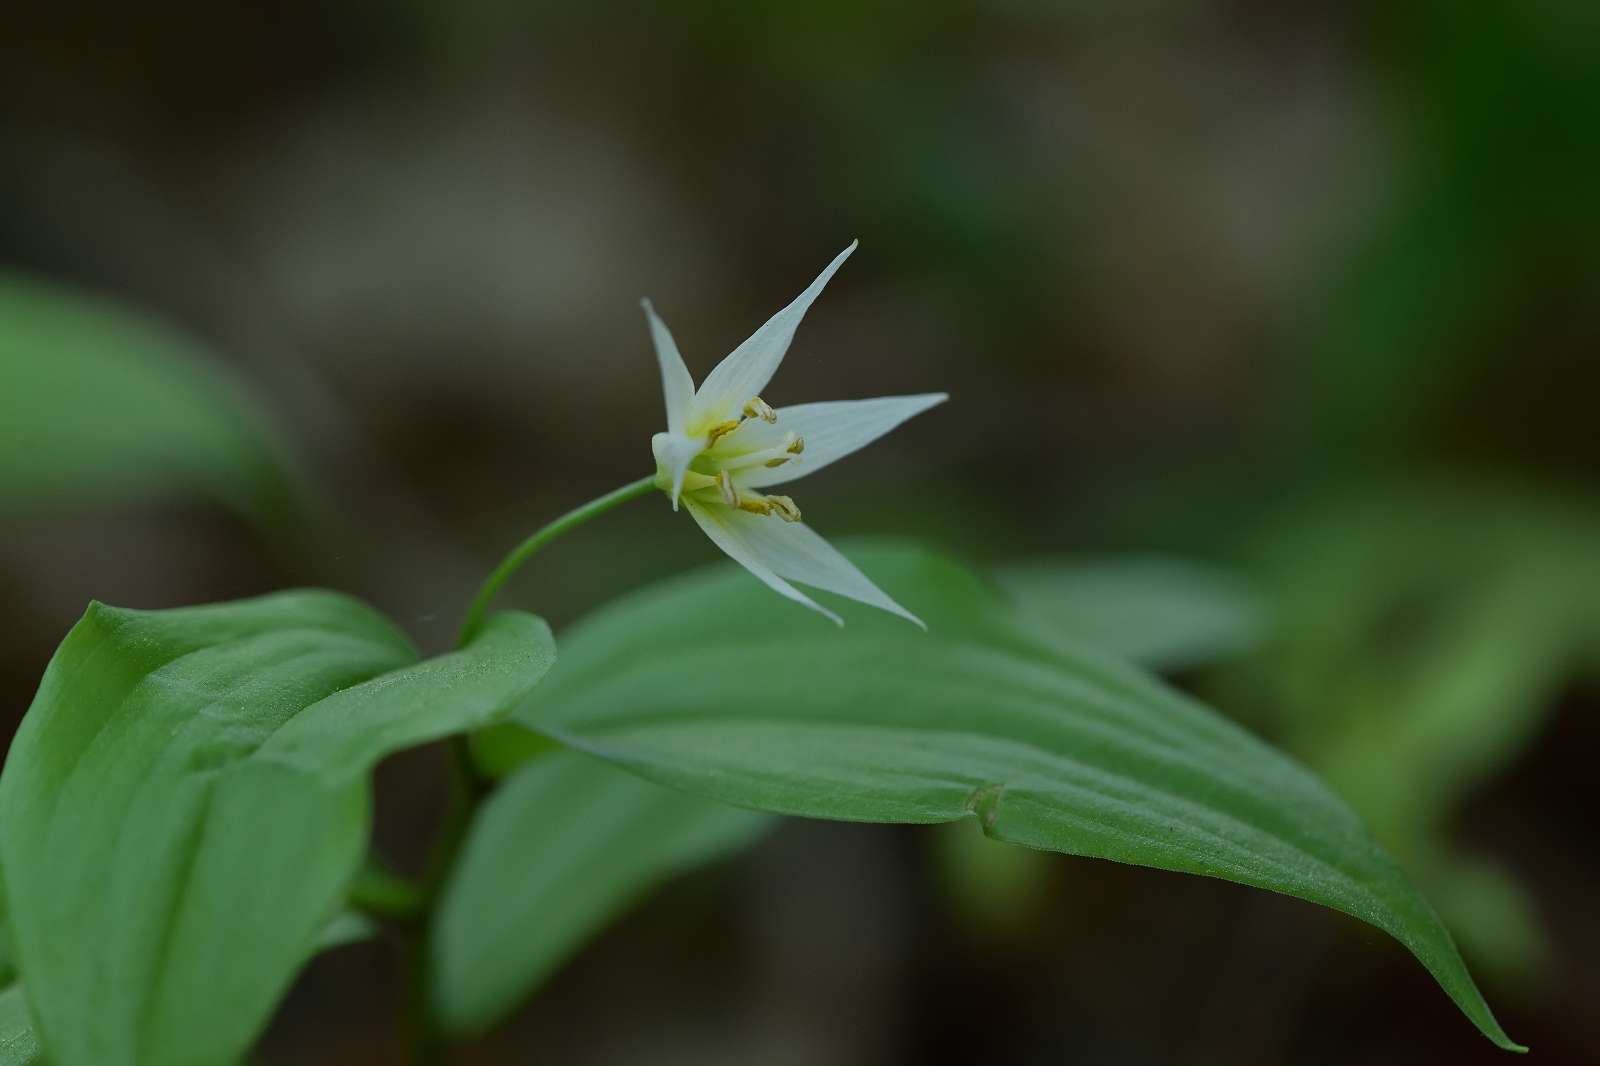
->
[679,395,806,522]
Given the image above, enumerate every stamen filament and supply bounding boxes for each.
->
[716,433,806,473]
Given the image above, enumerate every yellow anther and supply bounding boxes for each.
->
[786,435,805,455]
[764,457,790,468]
[743,397,778,423]
[737,498,773,516]
[767,495,802,523]
[716,469,738,506]
[705,419,742,446]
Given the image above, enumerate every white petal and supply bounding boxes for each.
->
[651,432,703,512]
[685,499,842,625]
[693,241,857,422]
[642,299,695,434]
[735,393,948,489]
[719,508,924,628]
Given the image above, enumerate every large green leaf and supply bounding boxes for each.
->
[0,592,555,1066]
[946,556,1264,937]
[995,555,1264,672]
[428,749,770,1037]
[0,986,42,1066]
[500,543,1520,1051]
[0,272,296,518]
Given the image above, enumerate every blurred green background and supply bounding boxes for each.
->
[2,2,1597,1062]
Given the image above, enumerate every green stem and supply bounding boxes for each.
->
[404,475,658,1062]
[407,735,489,1063]
[349,859,427,922]
[455,475,656,646]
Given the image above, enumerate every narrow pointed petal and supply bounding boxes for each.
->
[642,299,695,435]
[651,432,703,511]
[694,241,858,422]
[685,500,843,625]
[719,508,924,627]
[734,393,948,489]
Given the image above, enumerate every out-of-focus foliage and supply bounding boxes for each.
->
[997,556,1263,674]
[1297,2,1600,469]
[1213,481,1600,980]
[489,542,1519,1049]
[927,818,1058,946]
[0,273,299,523]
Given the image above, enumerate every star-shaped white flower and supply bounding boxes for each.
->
[644,241,946,626]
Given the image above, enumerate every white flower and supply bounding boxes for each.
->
[644,241,946,626]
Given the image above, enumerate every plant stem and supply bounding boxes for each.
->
[405,475,657,1061]
[407,735,490,1064]
[349,859,427,922]
[455,475,656,646]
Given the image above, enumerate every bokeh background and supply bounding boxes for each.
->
[3,2,1598,1063]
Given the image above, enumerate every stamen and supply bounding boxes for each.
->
[743,397,778,423]
[717,431,805,474]
[705,419,743,446]
[716,469,738,506]
[766,495,802,523]
[737,498,772,516]
[787,435,805,455]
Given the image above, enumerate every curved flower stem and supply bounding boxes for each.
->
[455,475,656,646]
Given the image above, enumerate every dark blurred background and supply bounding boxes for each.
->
[2,2,1597,1063]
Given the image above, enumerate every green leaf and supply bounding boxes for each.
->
[0,592,554,1066]
[0,912,370,1066]
[502,542,1521,1052]
[995,555,1264,671]
[428,749,770,1037]
[0,986,42,1066]
[0,272,297,519]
